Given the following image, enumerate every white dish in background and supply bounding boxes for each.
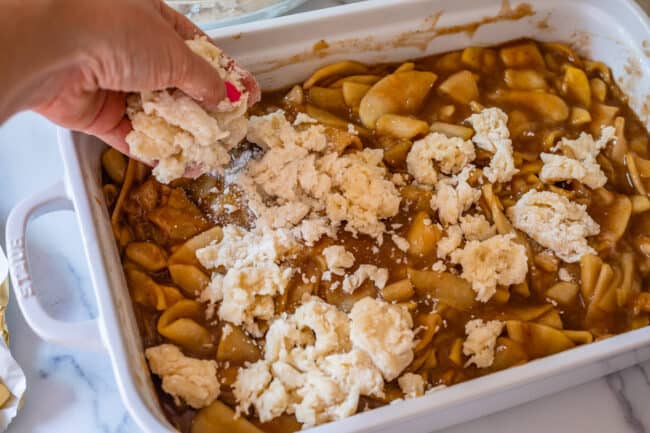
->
[5,1,650,433]
[165,0,308,29]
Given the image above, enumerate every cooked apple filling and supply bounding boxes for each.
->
[102,39,650,433]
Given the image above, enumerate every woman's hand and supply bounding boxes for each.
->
[0,0,231,153]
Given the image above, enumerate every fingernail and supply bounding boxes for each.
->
[225,81,242,102]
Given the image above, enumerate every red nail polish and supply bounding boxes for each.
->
[225,81,242,102]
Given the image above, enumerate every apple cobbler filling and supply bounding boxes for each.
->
[102,39,650,433]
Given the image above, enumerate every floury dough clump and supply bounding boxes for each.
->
[125,37,260,184]
[233,110,401,244]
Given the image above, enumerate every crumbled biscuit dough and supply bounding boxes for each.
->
[255,379,291,422]
[459,214,496,241]
[238,111,400,242]
[197,225,295,336]
[539,127,615,189]
[294,112,319,125]
[450,234,528,302]
[463,319,504,368]
[391,234,410,252]
[398,373,425,399]
[539,154,606,189]
[299,217,338,245]
[202,265,292,336]
[391,173,408,186]
[247,110,329,153]
[553,126,615,160]
[437,224,463,259]
[432,260,447,272]
[291,298,352,361]
[263,299,351,367]
[250,299,360,426]
[507,190,600,263]
[349,297,415,381]
[221,323,234,338]
[323,149,401,239]
[406,132,476,185]
[145,344,220,409]
[271,361,305,390]
[318,349,385,400]
[233,297,411,427]
[558,268,573,282]
[126,38,252,183]
[342,265,389,294]
[292,370,353,426]
[406,139,437,186]
[466,108,518,183]
[233,361,275,416]
[197,225,295,269]
[430,167,482,226]
[322,245,355,276]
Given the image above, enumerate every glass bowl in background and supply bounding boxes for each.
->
[166,0,309,29]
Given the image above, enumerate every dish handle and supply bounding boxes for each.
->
[5,181,105,352]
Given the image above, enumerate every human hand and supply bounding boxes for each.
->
[0,0,257,155]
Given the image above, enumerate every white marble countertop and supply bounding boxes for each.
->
[2,0,650,432]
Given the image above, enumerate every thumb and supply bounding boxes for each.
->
[168,43,226,106]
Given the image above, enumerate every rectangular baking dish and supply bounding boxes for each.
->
[6,1,650,432]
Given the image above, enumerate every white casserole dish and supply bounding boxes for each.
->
[6,0,650,432]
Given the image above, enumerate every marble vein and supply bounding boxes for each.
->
[37,354,134,433]
[606,373,646,433]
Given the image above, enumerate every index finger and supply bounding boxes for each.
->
[156,0,261,107]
